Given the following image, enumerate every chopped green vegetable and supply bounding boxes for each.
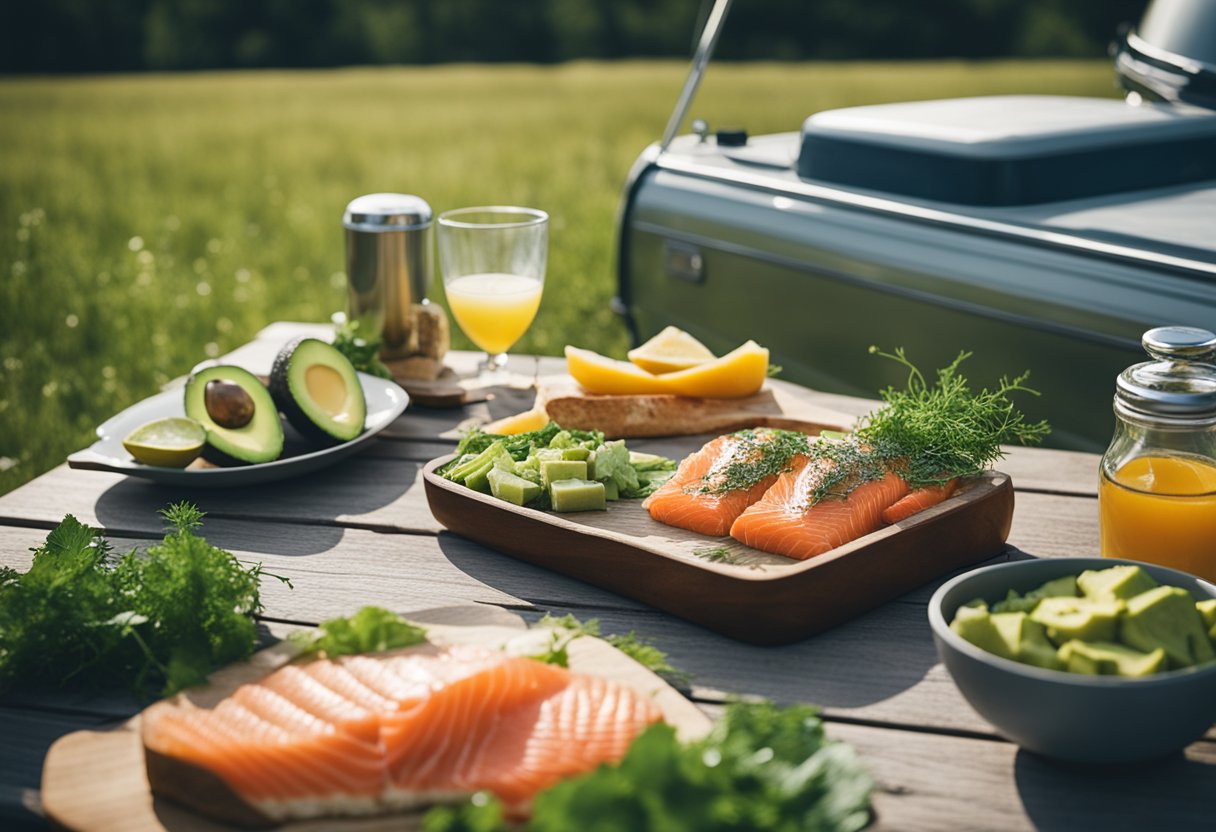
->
[590,439,640,495]
[289,606,427,659]
[332,319,393,380]
[0,504,287,698]
[424,701,873,832]
[442,422,675,506]
[448,423,605,465]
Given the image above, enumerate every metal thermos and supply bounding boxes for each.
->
[342,193,433,360]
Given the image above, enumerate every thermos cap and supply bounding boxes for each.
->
[1116,326,1216,418]
[343,193,433,232]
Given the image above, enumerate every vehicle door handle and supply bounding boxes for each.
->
[663,240,705,284]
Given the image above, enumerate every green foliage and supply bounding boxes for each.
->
[290,606,428,659]
[332,319,393,379]
[794,348,1050,505]
[0,506,282,697]
[3,1,1145,73]
[858,347,1051,488]
[530,613,603,668]
[424,701,873,832]
[0,62,1117,497]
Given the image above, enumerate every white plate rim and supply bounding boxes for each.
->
[66,373,408,486]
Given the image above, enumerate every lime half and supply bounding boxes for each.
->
[122,417,207,468]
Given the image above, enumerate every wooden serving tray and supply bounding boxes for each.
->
[40,606,711,832]
[423,440,1015,645]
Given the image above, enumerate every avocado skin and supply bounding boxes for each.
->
[183,365,284,466]
[269,337,365,446]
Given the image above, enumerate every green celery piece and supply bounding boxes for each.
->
[487,467,543,506]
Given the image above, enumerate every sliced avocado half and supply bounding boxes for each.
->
[183,365,284,465]
[270,337,367,445]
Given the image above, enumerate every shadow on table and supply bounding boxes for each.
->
[92,457,418,554]
[1014,745,1216,831]
[434,532,949,710]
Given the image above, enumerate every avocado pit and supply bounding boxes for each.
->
[204,379,256,429]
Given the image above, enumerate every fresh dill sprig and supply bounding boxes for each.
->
[856,347,1050,489]
[693,429,810,495]
[800,438,891,508]
[692,545,767,571]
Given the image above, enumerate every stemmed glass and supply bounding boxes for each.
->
[437,206,548,385]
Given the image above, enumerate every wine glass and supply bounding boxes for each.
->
[437,206,548,385]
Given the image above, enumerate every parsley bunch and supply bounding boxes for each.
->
[0,504,285,698]
[290,606,427,659]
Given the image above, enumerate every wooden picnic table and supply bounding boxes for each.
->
[1,321,1212,831]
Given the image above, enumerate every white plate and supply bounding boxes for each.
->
[66,373,408,487]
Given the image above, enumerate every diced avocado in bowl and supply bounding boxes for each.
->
[929,557,1216,764]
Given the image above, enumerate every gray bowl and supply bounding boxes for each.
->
[928,557,1216,764]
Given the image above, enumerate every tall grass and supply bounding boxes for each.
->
[0,60,1118,494]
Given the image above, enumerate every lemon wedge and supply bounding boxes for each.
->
[566,340,770,398]
[483,407,551,436]
[627,326,716,374]
[565,346,672,395]
[662,340,770,398]
[122,417,207,468]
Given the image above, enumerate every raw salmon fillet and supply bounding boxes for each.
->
[141,644,662,824]
[881,479,958,524]
[643,429,806,536]
[729,456,910,560]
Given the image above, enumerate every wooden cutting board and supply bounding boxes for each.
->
[425,444,1015,645]
[40,605,711,832]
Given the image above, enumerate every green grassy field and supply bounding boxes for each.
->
[0,60,1119,495]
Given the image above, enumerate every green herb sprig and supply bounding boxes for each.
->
[289,606,428,659]
[857,347,1051,489]
[0,504,288,698]
[693,428,810,495]
[332,319,393,380]
[531,613,688,685]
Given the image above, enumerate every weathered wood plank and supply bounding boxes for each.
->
[1000,444,1100,496]
[1007,490,1100,556]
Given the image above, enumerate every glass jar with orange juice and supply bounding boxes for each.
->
[1099,326,1216,581]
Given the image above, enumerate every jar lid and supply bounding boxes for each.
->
[343,193,433,232]
[1116,326,1216,418]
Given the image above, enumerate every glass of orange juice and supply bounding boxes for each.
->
[437,206,547,385]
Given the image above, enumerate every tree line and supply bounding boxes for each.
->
[3,0,1148,74]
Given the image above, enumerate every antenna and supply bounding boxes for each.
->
[659,0,735,152]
